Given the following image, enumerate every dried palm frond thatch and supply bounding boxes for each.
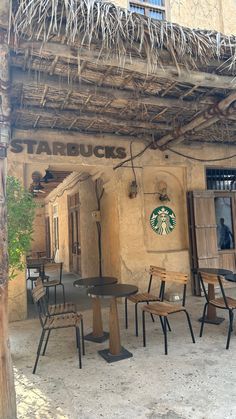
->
[11,0,236,70]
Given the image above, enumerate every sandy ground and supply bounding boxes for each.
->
[10,289,236,419]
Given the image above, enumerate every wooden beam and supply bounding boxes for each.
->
[0,1,9,29]
[13,106,173,132]
[12,128,150,144]
[156,90,236,148]
[0,40,17,419]
[11,68,210,110]
[16,41,236,90]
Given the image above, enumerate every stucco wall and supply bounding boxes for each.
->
[8,131,235,298]
[114,0,236,35]
[8,269,27,322]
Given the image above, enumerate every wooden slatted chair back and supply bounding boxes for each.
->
[148,266,166,294]
[199,272,219,285]
[31,280,50,326]
[159,271,189,306]
[161,271,188,285]
[199,271,228,308]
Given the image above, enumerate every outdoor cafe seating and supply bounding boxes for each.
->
[27,257,66,305]
[31,279,85,374]
[142,271,195,355]
[199,271,236,349]
[125,265,166,337]
[29,260,236,375]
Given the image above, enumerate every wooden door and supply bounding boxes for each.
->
[45,216,51,258]
[187,190,219,295]
[68,193,81,275]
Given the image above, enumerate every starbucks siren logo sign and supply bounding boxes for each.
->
[150,206,176,235]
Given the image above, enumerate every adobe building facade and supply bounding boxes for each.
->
[5,0,236,321]
[8,129,236,321]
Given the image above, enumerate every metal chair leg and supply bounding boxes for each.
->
[230,310,234,332]
[76,327,82,369]
[159,315,165,334]
[146,301,155,323]
[125,298,128,329]
[142,310,146,347]
[81,318,85,355]
[200,303,208,337]
[61,284,65,305]
[166,318,171,332]
[184,310,195,343]
[33,329,46,374]
[226,310,233,350]
[135,303,138,336]
[42,330,51,356]
[163,316,168,355]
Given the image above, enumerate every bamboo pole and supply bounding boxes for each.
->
[0,32,17,419]
[17,41,236,91]
[156,90,236,149]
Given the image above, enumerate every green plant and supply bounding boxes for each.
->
[7,176,36,278]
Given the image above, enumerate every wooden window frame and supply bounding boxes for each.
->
[214,191,236,253]
[129,0,168,20]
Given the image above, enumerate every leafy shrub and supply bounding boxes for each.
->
[7,176,36,278]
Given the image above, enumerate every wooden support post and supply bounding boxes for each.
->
[0,36,17,419]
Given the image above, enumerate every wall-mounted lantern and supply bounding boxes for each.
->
[144,180,170,202]
[129,180,138,199]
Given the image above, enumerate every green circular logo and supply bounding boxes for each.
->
[150,206,176,235]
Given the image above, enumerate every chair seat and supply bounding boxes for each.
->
[128,292,159,303]
[43,279,61,287]
[142,301,184,316]
[45,313,82,330]
[48,302,76,315]
[210,297,236,309]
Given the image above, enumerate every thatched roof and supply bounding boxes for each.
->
[11,0,236,71]
[8,0,236,148]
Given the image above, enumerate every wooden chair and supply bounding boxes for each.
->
[142,271,195,354]
[125,266,167,336]
[31,281,85,374]
[199,272,236,349]
[42,262,65,304]
[36,278,77,316]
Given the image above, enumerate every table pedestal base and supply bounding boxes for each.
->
[84,331,109,343]
[198,316,225,325]
[98,347,133,363]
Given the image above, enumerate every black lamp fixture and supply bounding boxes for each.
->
[41,169,55,183]
[30,171,46,196]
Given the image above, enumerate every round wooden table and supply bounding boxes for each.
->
[198,268,233,325]
[73,276,117,343]
[88,284,138,363]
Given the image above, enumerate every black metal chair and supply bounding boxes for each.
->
[42,262,65,304]
[125,266,167,336]
[31,281,85,374]
[199,271,236,349]
[142,271,195,355]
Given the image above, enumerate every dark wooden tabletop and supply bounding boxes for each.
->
[225,274,236,282]
[198,268,233,276]
[87,284,138,298]
[73,276,117,288]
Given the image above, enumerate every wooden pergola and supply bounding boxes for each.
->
[8,0,236,150]
[1,1,236,417]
